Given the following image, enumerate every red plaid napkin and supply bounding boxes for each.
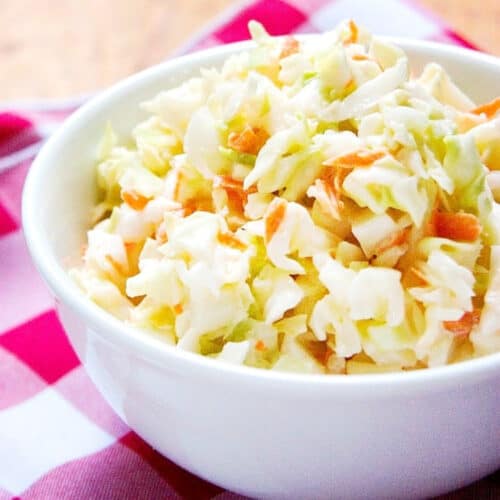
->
[0,1,491,498]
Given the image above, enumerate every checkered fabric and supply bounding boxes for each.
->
[0,0,494,498]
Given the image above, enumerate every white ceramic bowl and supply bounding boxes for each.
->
[23,37,500,499]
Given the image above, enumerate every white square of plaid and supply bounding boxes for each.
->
[0,388,116,495]
[311,0,438,39]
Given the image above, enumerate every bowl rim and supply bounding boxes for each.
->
[22,36,500,391]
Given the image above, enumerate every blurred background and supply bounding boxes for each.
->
[1,0,499,101]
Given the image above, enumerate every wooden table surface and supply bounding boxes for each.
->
[1,0,499,498]
[1,0,499,101]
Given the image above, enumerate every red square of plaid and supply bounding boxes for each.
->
[215,0,307,43]
[0,202,17,236]
[0,310,79,384]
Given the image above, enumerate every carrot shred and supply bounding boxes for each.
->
[471,97,500,119]
[228,125,269,155]
[431,211,481,242]
[443,310,481,338]
[310,178,342,219]
[279,36,299,59]
[374,227,411,255]
[409,266,429,286]
[320,149,385,199]
[181,199,207,217]
[344,20,359,44]
[217,231,247,251]
[184,203,198,217]
[321,165,350,200]
[214,175,256,215]
[323,149,386,169]
[352,53,369,61]
[214,175,245,191]
[255,340,266,351]
[226,189,246,214]
[265,199,287,242]
[173,303,183,315]
[122,190,150,211]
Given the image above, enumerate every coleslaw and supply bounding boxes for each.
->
[70,20,500,374]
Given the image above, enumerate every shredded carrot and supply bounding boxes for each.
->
[471,97,500,119]
[186,205,201,218]
[321,165,350,200]
[279,36,299,59]
[122,190,150,211]
[214,175,256,215]
[255,340,266,351]
[352,53,369,61]
[173,303,183,315]
[323,149,386,169]
[228,125,269,155]
[182,197,212,216]
[344,19,359,44]
[409,266,429,286]
[217,231,247,251]
[169,194,211,218]
[311,178,342,219]
[225,190,246,214]
[443,310,481,338]
[214,175,246,191]
[181,201,196,217]
[375,228,411,255]
[320,149,385,200]
[431,211,481,242]
[265,199,287,242]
